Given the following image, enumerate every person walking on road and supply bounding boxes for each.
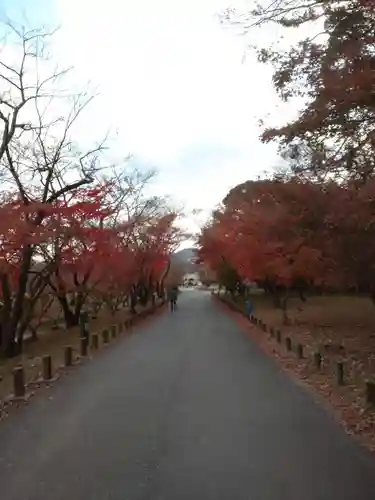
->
[173,285,180,310]
[167,286,178,312]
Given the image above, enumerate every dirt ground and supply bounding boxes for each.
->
[250,293,375,382]
[218,293,375,452]
[0,302,158,404]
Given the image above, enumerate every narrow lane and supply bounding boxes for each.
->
[0,290,375,500]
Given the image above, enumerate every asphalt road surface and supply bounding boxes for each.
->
[1,290,375,500]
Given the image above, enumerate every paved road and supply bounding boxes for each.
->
[1,290,375,500]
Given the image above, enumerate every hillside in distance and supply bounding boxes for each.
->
[171,247,198,273]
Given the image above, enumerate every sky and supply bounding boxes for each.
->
[0,0,298,247]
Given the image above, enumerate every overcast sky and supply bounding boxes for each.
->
[1,0,298,246]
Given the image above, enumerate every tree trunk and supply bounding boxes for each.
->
[73,292,86,322]
[15,319,31,354]
[130,287,137,314]
[298,288,307,302]
[29,327,39,341]
[266,282,282,309]
[58,295,78,328]
[160,258,171,295]
[271,292,282,308]
[4,337,17,357]
[2,246,34,357]
[282,292,291,325]
[138,283,148,306]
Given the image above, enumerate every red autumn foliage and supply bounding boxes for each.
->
[0,183,179,354]
[199,178,375,299]
[208,1,375,302]
[0,24,182,358]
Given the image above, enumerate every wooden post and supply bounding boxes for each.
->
[91,333,99,350]
[13,366,25,397]
[80,337,88,357]
[64,346,73,367]
[336,361,344,385]
[285,337,292,351]
[313,352,322,369]
[276,330,281,343]
[263,323,267,333]
[42,355,52,380]
[297,344,304,359]
[366,380,375,406]
[270,327,274,337]
[111,325,117,339]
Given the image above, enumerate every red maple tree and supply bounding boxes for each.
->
[199,176,375,320]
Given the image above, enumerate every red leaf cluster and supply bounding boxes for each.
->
[199,178,375,294]
[209,1,375,298]
[0,185,177,297]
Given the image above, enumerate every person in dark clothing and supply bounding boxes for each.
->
[167,286,178,312]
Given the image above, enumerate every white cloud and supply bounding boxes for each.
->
[56,6,280,133]
[4,0,299,240]
[51,0,292,242]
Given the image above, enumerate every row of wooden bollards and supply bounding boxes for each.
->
[9,316,140,400]
[249,314,375,407]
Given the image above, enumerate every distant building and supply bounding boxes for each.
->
[183,272,200,286]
